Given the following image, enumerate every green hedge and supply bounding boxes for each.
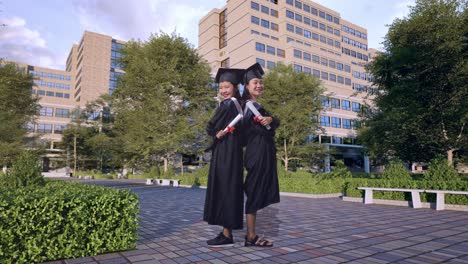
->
[0,180,139,264]
[167,167,468,205]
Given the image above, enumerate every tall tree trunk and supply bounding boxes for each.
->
[180,155,184,176]
[447,149,455,166]
[283,139,288,171]
[163,156,168,173]
[73,135,77,175]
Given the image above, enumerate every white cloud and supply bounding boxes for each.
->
[0,16,62,68]
[71,0,220,46]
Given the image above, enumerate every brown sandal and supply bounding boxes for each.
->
[244,235,273,247]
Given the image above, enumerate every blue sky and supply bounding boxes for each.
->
[0,0,414,70]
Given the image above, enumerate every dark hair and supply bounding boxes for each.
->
[241,83,251,102]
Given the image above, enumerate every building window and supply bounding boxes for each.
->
[326,14,333,22]
[48,82,55,88]
[312,55,320,64]
[255,42,265,52]
[344,65,351,72]
[37,90,45,95]
[304,30,311,38]
[337,63,344,71]
[337,76,344,84]
[332,117,341,128]
[110,71,124,95]
[311,20,318,28]
[304,17,310,25]
[304,67,311,74]
[261,5,269,14]
[303,4,310,12]
[251,1,259,10]
[313,69,320,77]
[327,38,334,46]
[46,91,54,97]
[321,58,328,66]
[64,93,70,99]
[331,98,340,108]
[261,19,270,28]
[37,124,53,133]
[55,108,70,118]
[111,41,123,69]
[294,49,302,59]
[295,0,302,9]
[271,9,278,17]
[256,58,265,67]
[319,11,325,18]
[320,35,326,43]
[303,52,311,61]
[352,102,361,112]
[267,61,276,69]
[321,96,330,107]
[251,16,260,25]
[286,10,294,19]
[286,0,293,5]
[328,60,336,68]
[54,125,67,134]
[295,26,303,35]
[267,46,275,55]
[334,17,340,24]
[271,22,278,31]
[286,23,294,32]
[277,48,285,58]
[330,74,336,82]
[342,100,351,111]
[320,116,330,127]
[295,13,302,22]
[319,23,326,31]
[343,119,352,129]
[39,107,53,117]
[294,64,302,72]
[312,33,319,40]
[321,71,328,80]
[56,92,64,98]
[219,9,227,48]
[345,78,351,85]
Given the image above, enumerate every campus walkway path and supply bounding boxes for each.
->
[43,180,468,264]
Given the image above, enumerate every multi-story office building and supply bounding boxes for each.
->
[8,31,125,170]
[198,0,376,172]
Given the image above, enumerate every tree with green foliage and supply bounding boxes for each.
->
[424,155,460,182]
[0,61,39,167]
[1,151,45,188]
[260,63,325,171]
[360,0,467,165]
[112,32,213,173]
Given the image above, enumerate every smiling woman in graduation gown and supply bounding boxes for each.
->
[203,68,245,247]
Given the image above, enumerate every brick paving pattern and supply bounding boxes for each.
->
[43,181,468,264]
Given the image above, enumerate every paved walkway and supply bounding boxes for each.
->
[44,181,468,264]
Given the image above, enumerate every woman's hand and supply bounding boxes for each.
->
[260,116,273,126]
[216,130,227,139]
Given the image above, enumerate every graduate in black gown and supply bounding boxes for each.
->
[204,68,245,247]
[241,63,280,247]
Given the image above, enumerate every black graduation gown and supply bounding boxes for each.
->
[203,99,244,230]
[243,101,280,214]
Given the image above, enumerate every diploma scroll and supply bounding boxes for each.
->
[246,101,271,130]
[223,114,243,133]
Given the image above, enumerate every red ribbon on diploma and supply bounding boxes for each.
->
[225,126,235,133]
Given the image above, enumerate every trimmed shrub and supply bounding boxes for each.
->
[424,156,460,182]
[0,181,139,264]
[1,151,44,188]
[381,159,411,180]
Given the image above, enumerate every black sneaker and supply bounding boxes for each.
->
[207,232,234,247]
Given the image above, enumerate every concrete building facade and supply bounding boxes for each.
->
[8,31,125,170]
[198,0,376,172]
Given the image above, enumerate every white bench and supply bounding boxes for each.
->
[358,187,424,208]
[155,179,181,187]
[146,179,153,185]
[424,190,468,211]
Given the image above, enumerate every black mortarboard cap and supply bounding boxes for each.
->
[244,62,265,84]
[215,68,245,85]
